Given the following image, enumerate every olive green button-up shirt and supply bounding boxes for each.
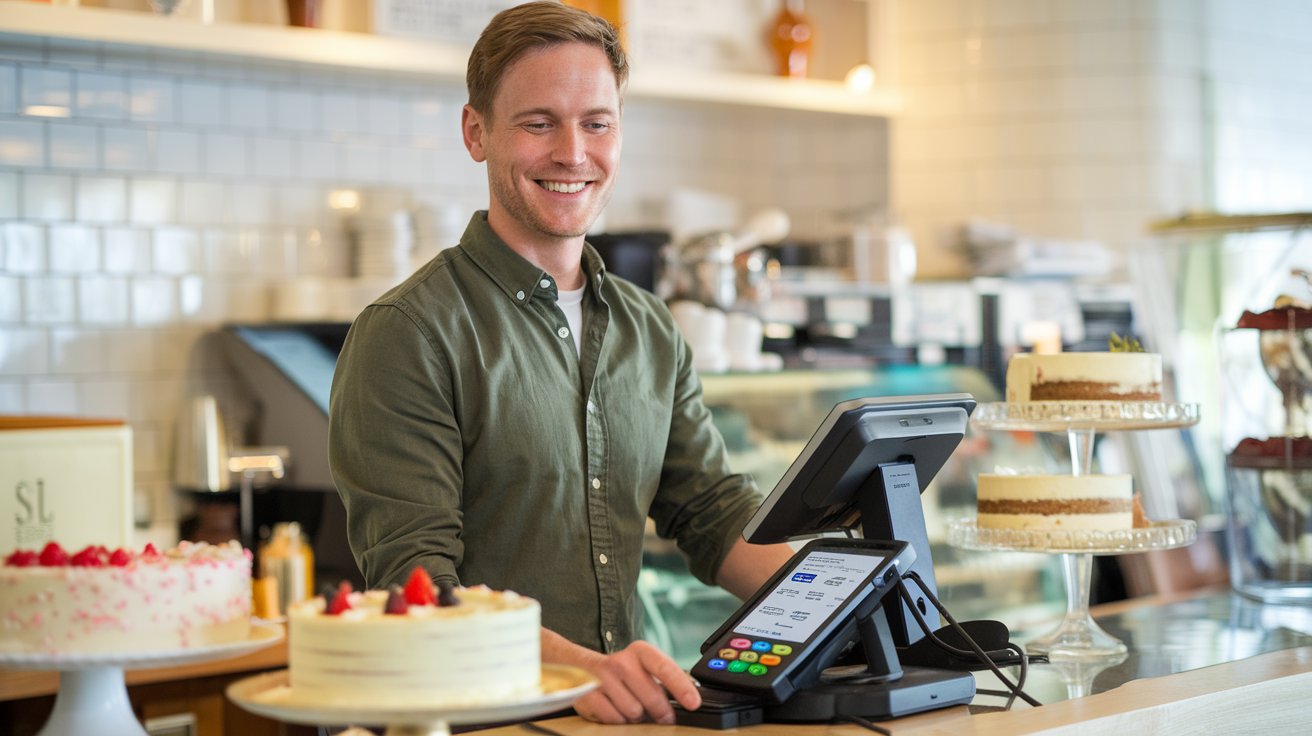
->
[328,212,762,652]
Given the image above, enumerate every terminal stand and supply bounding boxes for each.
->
[764,463,974,722]
[679,395,986,728]
[687,461,976,727]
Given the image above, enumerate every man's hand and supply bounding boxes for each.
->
[542,631,700,724]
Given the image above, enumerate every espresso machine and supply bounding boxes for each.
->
[1223,271,1312,604]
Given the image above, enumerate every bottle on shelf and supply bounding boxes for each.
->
[768,0,815,78]
[258,522,314,616]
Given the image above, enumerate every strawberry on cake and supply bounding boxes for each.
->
[1,540,252,655]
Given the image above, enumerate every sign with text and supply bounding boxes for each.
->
[1,422,133,553]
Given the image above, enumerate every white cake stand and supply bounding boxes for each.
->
[227,665,598,736]
[961,401,1201,663]
[0,621,283,736]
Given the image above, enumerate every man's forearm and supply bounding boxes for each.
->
[541,627,606,668]
[715,537,795,600]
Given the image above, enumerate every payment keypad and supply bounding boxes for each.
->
[704,637,795,677]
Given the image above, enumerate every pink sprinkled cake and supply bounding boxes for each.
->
[1,540,251,655]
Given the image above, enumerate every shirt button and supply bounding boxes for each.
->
[515,290,525,300]
[539,278,551,288]
[591,478,601,490]
[605,630,613,643]
[557,327,569,339]
[599,553,608,565]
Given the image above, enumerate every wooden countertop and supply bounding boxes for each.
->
[0,628,288,702]
[479,646,1312,735]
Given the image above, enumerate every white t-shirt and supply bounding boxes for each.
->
[557,285,585,356]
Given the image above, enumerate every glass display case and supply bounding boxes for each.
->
[638,364,1067,667]
[1141,213,1312,603]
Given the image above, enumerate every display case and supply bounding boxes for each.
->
[638,364,1066,666]
[1142,213,1312,604]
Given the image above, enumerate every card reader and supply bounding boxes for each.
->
[689,538,914,704]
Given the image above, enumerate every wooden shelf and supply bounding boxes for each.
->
[0,0,899,117]
[1149,211,1312,235]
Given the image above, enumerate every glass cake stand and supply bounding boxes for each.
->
[958,400,1201,663]
[227,664,598,736]
[0,621,283,736]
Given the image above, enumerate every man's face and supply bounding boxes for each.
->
[463,43,622,248]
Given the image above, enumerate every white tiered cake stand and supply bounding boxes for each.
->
[950,401,1201,663]
[0,621,283,736]
[227,664,597,736]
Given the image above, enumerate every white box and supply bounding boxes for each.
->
[1,418,133,552]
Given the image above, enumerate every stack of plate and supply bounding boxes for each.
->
[351,209,414,282]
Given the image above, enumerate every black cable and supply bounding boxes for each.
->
[837,713,893,735]
[1005,642,1028,710]
[900,570,1039,708]
[897,570,1042,708]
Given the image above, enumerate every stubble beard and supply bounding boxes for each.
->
[490,175,607,241]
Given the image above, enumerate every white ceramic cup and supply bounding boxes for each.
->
[669,300,706,346]
[696,307,728,354]
[726,312,764,362]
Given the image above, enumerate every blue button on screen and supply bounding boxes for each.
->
[791,572,817,583]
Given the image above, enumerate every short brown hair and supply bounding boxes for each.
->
[466,1,628,118]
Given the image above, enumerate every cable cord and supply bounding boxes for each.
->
[897,571,1041,709]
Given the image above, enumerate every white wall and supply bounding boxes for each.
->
[890,0,1216,280]
[889,0,1312,276]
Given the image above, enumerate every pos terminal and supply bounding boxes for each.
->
[676,394,983,728]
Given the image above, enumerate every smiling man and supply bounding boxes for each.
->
[329,1,794,725]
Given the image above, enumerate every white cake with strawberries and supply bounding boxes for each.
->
[0,540,252,655]
[283,569,541,707]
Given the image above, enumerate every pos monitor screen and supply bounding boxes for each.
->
[741,393,976,645]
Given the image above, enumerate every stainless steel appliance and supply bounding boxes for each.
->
[215,323,361,588]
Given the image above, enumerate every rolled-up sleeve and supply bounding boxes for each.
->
[647,332,763,586]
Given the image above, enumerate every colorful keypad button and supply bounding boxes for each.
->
[718,648,738,660]
[738,651,759,663]
[759,654,781,666]
[729,638,752,650]
[771,644,793,656]
[708,659,727,670]
[751,641,772,652]
[748,664,769,676]
[727,660,749,673]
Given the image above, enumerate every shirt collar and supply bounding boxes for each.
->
[458,211,608,306]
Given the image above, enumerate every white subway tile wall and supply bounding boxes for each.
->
[892,0,1312,279]
[0,37,888,525]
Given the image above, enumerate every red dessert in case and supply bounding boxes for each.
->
[1235,306,1312,331]
[1228,436,1312,469]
